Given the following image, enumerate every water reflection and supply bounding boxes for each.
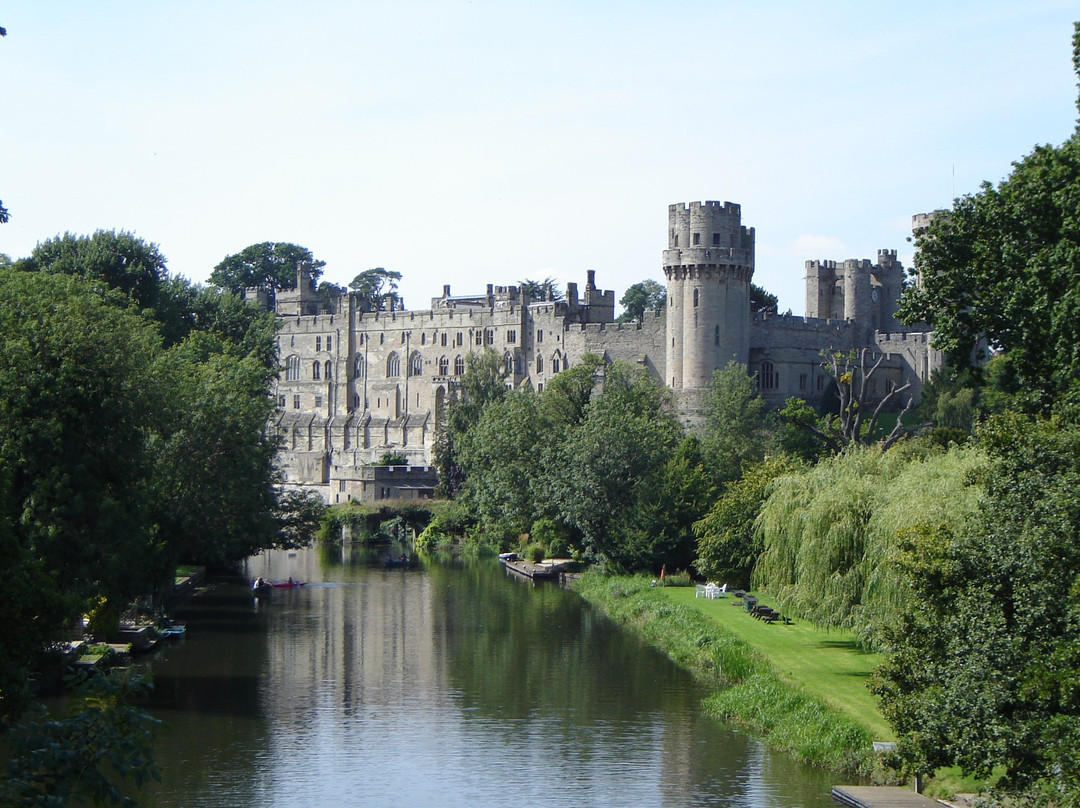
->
[135,548,834,807]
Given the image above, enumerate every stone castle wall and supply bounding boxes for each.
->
[271,200,941,502]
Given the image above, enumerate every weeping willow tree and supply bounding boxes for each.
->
[752,442,987,646]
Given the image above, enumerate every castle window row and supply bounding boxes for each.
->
[673,232,725,247]
[286,345,561,384]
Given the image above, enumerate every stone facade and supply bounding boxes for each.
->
[270,200,942,502]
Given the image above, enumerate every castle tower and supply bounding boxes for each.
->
[663,201,755,389]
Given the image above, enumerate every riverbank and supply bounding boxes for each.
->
[572,573,892,779]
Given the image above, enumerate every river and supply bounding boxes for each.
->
[134,546,837,807]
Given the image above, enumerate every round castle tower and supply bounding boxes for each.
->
[664,201,755,390]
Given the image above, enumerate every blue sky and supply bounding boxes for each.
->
[2,1,1077,315]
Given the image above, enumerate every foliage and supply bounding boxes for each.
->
[873,415,1080,802]
[546,363,682,565]
[1,233,310,713]
[457,389,547,540]
[321,501,438,546]
[749,282,778,313]
[434,349,508,498]
[694,455,802,587]
[16,230,168,313]
[0,669,161,807]
[377,451,409,466]
[536,353,604,426]
[210,242,324,295]
[528,518,574,558]
[348,267,401,312]
[517,276,563,303]
[700,362,768,482]
[617,279,665,323]
[0,270,164,616]
[414,501,475,549]
[753,443,986,645]
[0,521,71,722]
[448,354,696,570]
[897,28,1080,413]
[630,436,716,573]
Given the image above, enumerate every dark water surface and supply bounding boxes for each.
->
[135,547,836,807]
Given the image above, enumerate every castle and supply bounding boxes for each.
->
[270,201,941,504]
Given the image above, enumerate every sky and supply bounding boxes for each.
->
[2,1,1078,316]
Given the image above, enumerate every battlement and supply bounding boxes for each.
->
[571,312,664,334]
[669,200,742,216]
[754,311,852,333]
[875,329,933,345]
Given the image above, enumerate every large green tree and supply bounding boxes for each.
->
[617,279,665,323]
[546,362,682,566]
[518,277,564,303]
[349,267,402,312]
[433,350,508,498]
[16,230,167,313]
[693,454,801,587]
[1,234,321,719]
[210,242,324,295]
[457,390,547,539]
[873,415,1080,802]
[701,361,768,482]
[0,271,166,719]
[896,23,1080,413]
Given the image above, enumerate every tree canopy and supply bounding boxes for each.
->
[1,232,321,722]
[617,279,665,323]
[750,283,778,313]
[210,242,324,295]
[349,267,402,312]
[15,230,167,313]
[873,416,1080,801]
[518,277,564,303]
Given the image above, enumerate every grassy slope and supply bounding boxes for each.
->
[664,587,891,740]
[573,573,883,776]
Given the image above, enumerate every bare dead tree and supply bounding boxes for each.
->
[786,349,926,453]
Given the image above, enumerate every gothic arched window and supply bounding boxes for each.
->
[354,355,365,378]
[409,351,423,377]
[324,361,332,380]
[454,355,465,375]
[438,356,449,376]
[312,361,321,380]
[387,352,401,377]
[285,355,300,381]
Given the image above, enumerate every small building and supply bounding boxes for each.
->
[324,465,438,506]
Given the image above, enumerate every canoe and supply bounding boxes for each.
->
[252,582,273,597]
[272,580,306,588]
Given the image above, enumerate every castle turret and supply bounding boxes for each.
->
[663,201,755,389]
[275,262,321,317]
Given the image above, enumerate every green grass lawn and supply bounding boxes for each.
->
[664,587,892,741]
